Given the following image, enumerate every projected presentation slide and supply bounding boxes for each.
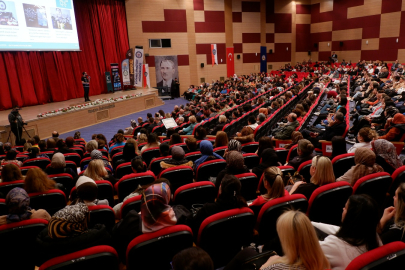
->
[0,0,80,51]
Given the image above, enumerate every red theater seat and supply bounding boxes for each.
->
[114,172,155,202]
[196,159,227,182]
[353,172,392,207]
[159,166,194,193]
[173,181,216,209]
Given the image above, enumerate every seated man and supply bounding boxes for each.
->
[273,113,299,140]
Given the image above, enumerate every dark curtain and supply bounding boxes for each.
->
[0,0,129,110]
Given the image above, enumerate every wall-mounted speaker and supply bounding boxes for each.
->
[340,42,343,46]
[308,50,311,56]
[237,55,241,59]
[314,43,318,48]
[201,63,204,68]
[269,49,273,54]
[145,53,149,57]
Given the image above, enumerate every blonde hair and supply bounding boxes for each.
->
[86,140,98,153]
[263,167,285,200]
[274,211,330,270]
[138,134,148,144]
[23,143,32,152]
[189,115,197,124]
[219,115,227,123]
[310,156,335,185]
[84,159,107,180]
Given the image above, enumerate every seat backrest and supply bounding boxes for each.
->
[0,198,6,215]
[278,166,296,185]
[22,158,51,170]
[159,166,194,193]
[38,245,119,270]
[0,180,24,198]
[111,145,125,157]
[126,225,193,270]
[63,153,81,167]
[242,153,260,170]
[346,241,405,270]
[241,142,259,153]
[115,172,156,202]
[0,219,48,270]
[29,189,67,216]
[88,205,116,231]
[353,172,392,207]
[70,180,115,205]
[173,181,216,209]
[141,147,161,166]
[213,146,227,157]
[390,165,405,198]
[115,162,134,179]
[332,153,355,179]
[185,151,202,162]
[286,145,298,162]
[120,195,142,219]
[307,182,353,226]
[235,173,259,201]
[20,166,40,175]
[274,148,288,164]
[197,208,255,268]
[149,156,171,176]
[80,157,92,170]
[257,194,308,244]
[196,159,227,182]
[297,160,312,182]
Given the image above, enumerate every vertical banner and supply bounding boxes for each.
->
[110,63,122,91]
[126,48,135,86]
[211,44,218,66]
[260,46,267,73]
[105,71,113,92]
[134,47,144,87]
[122,59,130,86]
[143,64,150,88]
[226,47,234,77]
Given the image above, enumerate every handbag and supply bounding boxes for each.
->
[241,251,277,270]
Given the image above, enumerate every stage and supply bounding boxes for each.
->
[0,88,164,145]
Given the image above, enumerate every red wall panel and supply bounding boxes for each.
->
[296,4,311,14]
[243,53,261,63]
[267,43,291,62]
[381,0,402,14]
[234,43,243,53]
[274,14,292,33]
[177,55,190,66]
[266,33,274,43]
[233,12,242,22]
[332,40,362,51]
[296,24,311,52]
[242,33,261,43]
[193,0,204,10]
[242,1,261,12]
[142,10,187,33]
[195,11,225,33]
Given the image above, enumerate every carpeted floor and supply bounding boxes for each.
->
[59,97,189,141]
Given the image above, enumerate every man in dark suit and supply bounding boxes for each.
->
[157,59,176,88]
[331,52,338,63]
[171,78,180,98]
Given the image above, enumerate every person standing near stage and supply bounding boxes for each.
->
[81,71,91,102]
[171,77,180,98]
[8,107,25,145]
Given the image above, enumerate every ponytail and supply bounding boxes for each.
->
[263,167,285,199]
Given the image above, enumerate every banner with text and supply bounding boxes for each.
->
[126,48,134,86]
[110,63,121,91]
[143,64,150,88]
[226,47,235,77]
[260,46,267,73]
[122,59,130,85]
[211,44,218,66]
[134,47,144,87]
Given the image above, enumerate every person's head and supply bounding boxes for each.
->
[48,203,89,238]
[172,247,214,270]
[1,164,23,182]
[147,133,158,145]
[5,187,35,223]
[115,133,124,143]
[357,127,375,142]
[159,143,170,157]
[263,167,285,199]
[65,137,74,148]
[331,136,347,157]
[138,133,148,144]
[287,113,297,122]
[84,159,107,181]
[51,153,66,169]
[52,131,59,138]
[335,112,344,122]
[5,149,17,161]
[226,151,244,169]
[122,142,138,160]
[189,115,197,124]
[352,147,382,186]
[137,117,143,124]
[86,140,98,153]
[194,126,207,140]
[199,140,214,156]
[46,138,56,149]
[171,146,186,161]
[160,59,175,82]
[337,194,380,251]
[310,156,335,186]
[169,133,182,145]
[218,175,247,208]
[276,211,330,270]
[27,147,40,159]
[38,140,46,151]
[32,135,40,145]
[185,137,197,152]
[24,167,56,193]
[214,131,228,148]
[297,139,314,157]
[218,115,227,124]
[240,126,253,137]
[228,139,242,152]
[248,116,256,125]
[257,136,273,158]
[394,183,405,226]
[74,131,81,139]
[131,157,147,173]
[75,176,98,203]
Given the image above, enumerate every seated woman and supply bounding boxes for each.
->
[312,194,382,270]
[378,113,405,141]
[252,148,280,178]
[223,139,243,158]
[36,202,112,265]
[160,146,193,169]
[213,131,228,148]
[372,139,402,175]
[287,139,315,170]
[191,175,247,238]
[84,150,113,173]
[112,181,190,262]
[45,153,77,179]
[194,126,207,141]
[185,137,198,153]
[0,150,22,170]
[255,136,273,159]
[168,133,182,146]
[181,116,197,135]
[284,131,303,150]
[215,151,249,194]
[114,139,139,168]
[141,133,160,153]
[210,115,227,135]
[0,187,50,226]
[337,147,383,186]
[290,156,335,200]
[24,167,59,194]
[194,140,224,170]
[0,164,23,184]
[84,159,115,186]
[379,183,405,244]
[23,147,49,162]
[85,140,98,156]
[109,133,125,154]
[71,175,109,206]
[234,126,254,144]
[347,127,375,153]
[250,167,285,207]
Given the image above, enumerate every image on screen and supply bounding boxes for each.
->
[0,1,19,26]
[50,7,71,30]
[23,4,48,28]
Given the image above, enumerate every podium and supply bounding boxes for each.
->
[154,86,172,100]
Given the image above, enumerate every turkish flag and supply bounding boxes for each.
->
[226,47,234,77]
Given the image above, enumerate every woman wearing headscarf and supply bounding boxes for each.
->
[215,151,249,195]
[372,139,402,175]
[194,140,224,170]
[83,149,113,172]
[252,148,280,178]
[36,202,112,265]
[0,187,50,226]
[160,146,193,169]
[337,147,384,186]
[378,113,405,141]
[45,153,77,179]
[223,139,243,158]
